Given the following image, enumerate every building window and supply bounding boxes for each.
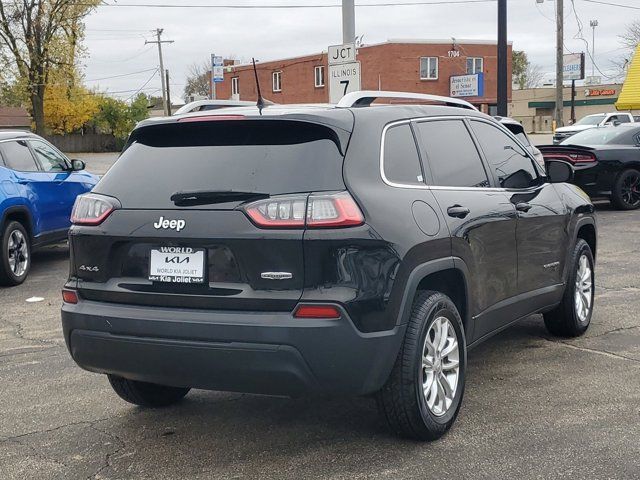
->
[314,66,325,87]
[419,57,438,80]
[272,71,282,92]
[466,57,483,74]
[231,77,239,96]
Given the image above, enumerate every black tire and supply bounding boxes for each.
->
[611,168,640,210]
[376,291,466,441]
[107,375,190,407]
[0,220,31,287]
[544,239,594,337]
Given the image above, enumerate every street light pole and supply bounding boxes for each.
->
[497,0,508,116]
[590,19,598,79]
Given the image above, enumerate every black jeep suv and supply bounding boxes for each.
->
[61,92,597,440]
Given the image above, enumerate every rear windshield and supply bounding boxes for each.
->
[95,120,347,209]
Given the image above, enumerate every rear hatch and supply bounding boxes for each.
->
[69,117,353,311]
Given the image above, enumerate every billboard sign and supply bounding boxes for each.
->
[450,73,484,97]
[563,53,585,81]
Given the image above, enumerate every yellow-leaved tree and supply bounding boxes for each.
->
[44,73,99,134]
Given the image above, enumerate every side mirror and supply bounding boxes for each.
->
[70,159,86,171]
[546,160,573,183]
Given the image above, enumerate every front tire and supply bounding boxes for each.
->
[611,168,640,210]
[0,221,31,286]
[377,291,466,441]
[107,375,190,407]
[544,239,594,337]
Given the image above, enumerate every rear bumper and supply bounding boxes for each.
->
[61,300,405,397]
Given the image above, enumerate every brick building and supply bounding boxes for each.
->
[214,39,512,113]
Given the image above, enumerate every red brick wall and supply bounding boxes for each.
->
[215,41,512,107]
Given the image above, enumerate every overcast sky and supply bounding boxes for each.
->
[80,0,638,103]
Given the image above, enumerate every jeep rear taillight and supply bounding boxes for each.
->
[71,193,120,226]
[243,191,364,229]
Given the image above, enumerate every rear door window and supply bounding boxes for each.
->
[382,123,424,186]
[470,120,541,189]
[96,120,348,209]
[414,119,490,188]
[0,140,39,172]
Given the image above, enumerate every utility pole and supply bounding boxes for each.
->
[165,70,172,115]
[146,29,174,116]
[342,0,355,44]
[555,0,564,127]
[497,0,508,116]
[590,19,598,78]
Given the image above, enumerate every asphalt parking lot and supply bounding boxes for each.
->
[2,150,640,479]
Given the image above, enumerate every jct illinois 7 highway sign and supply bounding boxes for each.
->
[329,61,361,104]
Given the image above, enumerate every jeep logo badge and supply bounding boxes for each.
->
[153,216,186,232]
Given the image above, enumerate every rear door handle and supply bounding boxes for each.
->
[447,205,470,219]
[515,202,532,213]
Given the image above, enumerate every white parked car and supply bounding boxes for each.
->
[553,112,635,144]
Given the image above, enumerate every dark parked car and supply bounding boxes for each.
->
[62,91,597,440]
[0,132,99,286]
[539,124,640,210]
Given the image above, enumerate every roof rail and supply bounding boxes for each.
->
[336,90,478,111]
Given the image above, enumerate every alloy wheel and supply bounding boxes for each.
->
[7,229,29,278]
[574,254,593,323]
[621,171,640,208]
[421,316,460,417]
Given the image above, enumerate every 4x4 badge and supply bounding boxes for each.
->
[261,272,293,280]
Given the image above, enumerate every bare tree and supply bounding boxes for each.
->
[619,20,640,51]
[183,61,210,101]
[524,63,544,89]
[0,1,98,134]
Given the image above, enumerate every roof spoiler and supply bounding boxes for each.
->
[336,90,478,110]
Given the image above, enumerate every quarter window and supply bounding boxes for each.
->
[470,120,540,189]
[272,71,282,92]
[314,66,325,87]
[231,77,239,96]
[415,120,489,188]
[466,57,483,74]
[30,140,69,172]
[420,57,438,80]
[0,140,39,172]
[383,124,424,185]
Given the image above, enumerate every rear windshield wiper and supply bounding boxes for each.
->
[170,190,270,206]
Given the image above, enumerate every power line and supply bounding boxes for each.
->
[75,0,499,7]
[580,0,640,10]
[85,67,158,82]
[124,68,159,102]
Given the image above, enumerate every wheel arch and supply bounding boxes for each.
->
[1,205,34,240]
[576,221,597,260]
[396,257,471,336]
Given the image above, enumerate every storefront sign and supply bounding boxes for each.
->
[563,53,585,81]
[450,73,484,97]
[585,88,616,97]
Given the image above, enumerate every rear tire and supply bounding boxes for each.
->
[376,291,466,441]
[544,239,594,337]
[0,221,31,286]
[107,375,190,407]
[611,168,640,210]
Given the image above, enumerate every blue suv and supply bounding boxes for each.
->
[0,131,99,286]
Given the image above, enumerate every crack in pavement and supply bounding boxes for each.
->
[0,317,61,349]
[0,416,117,445]
[86,423,128,480]
[541,337,640,364]
[585,324,640,339]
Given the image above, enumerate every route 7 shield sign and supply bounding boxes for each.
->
[329,61,361,104]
